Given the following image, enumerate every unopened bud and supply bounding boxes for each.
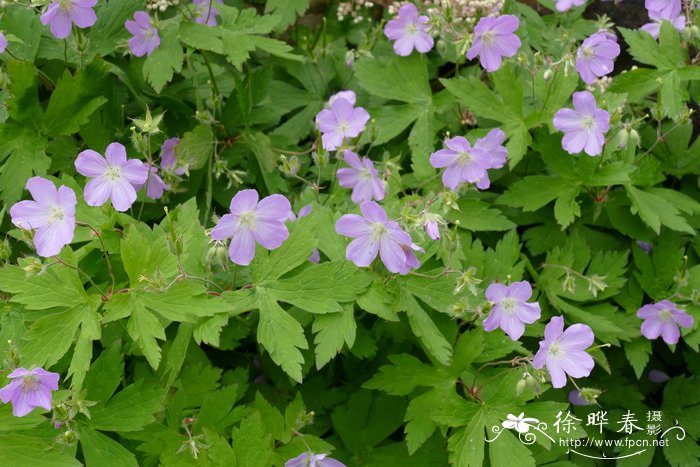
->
[543,69,554,81]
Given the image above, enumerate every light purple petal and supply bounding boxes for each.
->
[83,177,113,207]
[379,236,406,273]
[75,150,108,177]
[336,214,372,238]
[229,227,256,265]
[255,194,292,221]
[34,218,74,257]
[359,201,387,223]
[105,143,128,166]
[346,235,379,267]
[109,179,138,212]
[251,220,288,250]
[25,177,59,205]
[230,189,259,215]
[211,214,239,241]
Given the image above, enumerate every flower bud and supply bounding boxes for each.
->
[629,129,640,146]
[543,69,554,81]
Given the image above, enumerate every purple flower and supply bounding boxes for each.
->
[636,240,653,252]
[576,31,620,84]
[335,201,418,274]
[0,367,60,417]
[336,150,385,204]
[483,281,541,341]
[40,0,97,40]
[295,204,320,263]
[210,189,292,266]
[533,316,595,388]
[553,91,610,156]
[568,390,594,406]
[328,90,357,106]
[10,177,77,258]
[645,0,680,16]
[555,0,586,11]
[466,15,521,72]
[161,137,186,175]
[641,3,685,39]
[637,300,694,345]
[285,453,345,467]
[75,143,149,212]
[125,11,160,57]
[315,97,370,151]
[384,3,434,57]
[193,0,222,27]
[425,219,440,240]
[648,369,670,383]
[134,166,168,200]
[0,33,7,54]
[429,128,507,190]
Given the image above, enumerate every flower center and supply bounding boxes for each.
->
[58,0,73,11]
[582,47,594,58]
[659,309,672,321]
[547,342,561,357]
[239,211,256,228]
[581,116,597,130]
[21,375,39,392]
[501,297,516,313]
[481,31,495,45]
[49,206,66,223]
[338,121,350,134]
[457,151,472,166]
[360,167,374,181]
[406,23,419,36]
[105,164,123,181]
[371,222,387,240]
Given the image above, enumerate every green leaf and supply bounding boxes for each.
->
[126,295,166,370]
[43,60,109,137]
[0,5,42,61]
[84,341,123,404]
[120,223,178,287]
[553,184,581,228]
[87,0,141,56]
[448,409,485,467]
[79,427,139,467]
[142,18,183,93]
[253,214,317,281]
[176,124,214,171]
[312,305,356,369]
[624,338,651,379]
[89,381,164,432]
[408,110,436,180]
[21,306,83,368]
[232,411,274,467]
[499,176,577,212]
[619,27,675,69]
[660,71,685,119]
[0,434,80,467]
[0,262,87,310]
[0,125,50,204]
[440,77,520,123]
[363,354,450,396]
[265,0,309,31]
[625,185,695,234]
[401,291,452,365]
[355,54,431,103]
[448,199,516,232]
[256,295,308,383]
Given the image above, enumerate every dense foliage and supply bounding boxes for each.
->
[0,0,699,466]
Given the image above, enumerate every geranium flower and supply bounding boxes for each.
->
[429,128,507,190]
[483,281,542,341]
[315,97,370,151]
[555,0,586,11]
[0,368,60,417]
[336,150,385,204]
[335,201,418,274]
[533,316,595,388]
[637,300,694,345]
[285,452,345,467]
[328,90,357,106]
[135,166,168,200]
[645,0,680,16]
[0,33,7,54]
[192,0,222,26]
[125,11,160,57]
[553,91,610,156]
[210,189,292,266]
[160,137,186,175]
[75,142,149,212]
[384,3,434,56]
[10,177,77,257]
[466,15,521,72]
[40,0,97,40]
[641,3,685,39]
[425,219,440,240]
[576,31,620,84]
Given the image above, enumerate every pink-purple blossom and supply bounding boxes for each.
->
[285,452,345,467]
[210,189,292,266]
[161,137,186,175]
[336,150,385,204]
[40,0,97,40]
[555,0,586,11]
[75,142,149,212]
[553,91,610,156]
[641,3,685,39]
[483,281,541,341]
[10,177,77,258]
[384,3,434,57]
[576,31,620,84]
[335,201,418,274]
[648,369,670,383]
[193,0,222,26]
[429,128,507,190]
[328,91,357,106]
[425,219,440,240]
[0,367,60,417]
[533,316,595,388]
[466,15,521,72]
[315,96,370,151]
[645,0,680,16]
[568,390,594,406]
[125,11,160,57]
[0,33,7,54]
[637,300,694,345]
[135,166,168,200]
